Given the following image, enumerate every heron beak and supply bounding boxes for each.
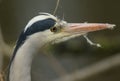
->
[52,23,115,44]
[63,23,115,34]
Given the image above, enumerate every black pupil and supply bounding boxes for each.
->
[53,27,56,30]
[52,27,57,31]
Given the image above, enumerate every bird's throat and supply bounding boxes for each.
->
[9,39,40,81]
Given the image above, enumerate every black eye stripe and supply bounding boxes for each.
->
[25,18,56,36]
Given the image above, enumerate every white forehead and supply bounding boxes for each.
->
[24,13,57,32]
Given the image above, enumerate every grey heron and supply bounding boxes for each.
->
[7,13,115,81]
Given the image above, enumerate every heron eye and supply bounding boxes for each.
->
[50,27,58,32]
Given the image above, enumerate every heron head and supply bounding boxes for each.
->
[22,13,115,47]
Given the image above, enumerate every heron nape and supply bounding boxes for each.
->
[7,13,115,81]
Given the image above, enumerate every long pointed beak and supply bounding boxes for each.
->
[63,23,115,34]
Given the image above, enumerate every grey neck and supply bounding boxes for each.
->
[9,37,44,81]
[9,31,48,81]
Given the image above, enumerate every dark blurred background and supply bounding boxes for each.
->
[0,0,120,81]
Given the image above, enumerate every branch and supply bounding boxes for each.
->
[0,25,12,71]
[0,72,5,81]
[0,26,4,70]
[54,53,120,81]
[0,26,12,57]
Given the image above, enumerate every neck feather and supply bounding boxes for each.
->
[9,34,45,81]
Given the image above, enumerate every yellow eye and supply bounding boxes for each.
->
[50,27,57,32]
